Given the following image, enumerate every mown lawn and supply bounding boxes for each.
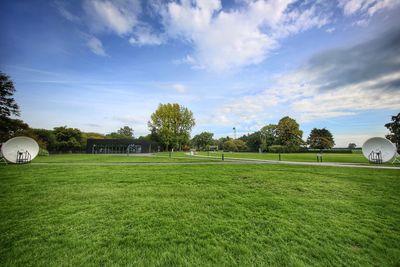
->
[0,163,399,266]
[32,153,218,163]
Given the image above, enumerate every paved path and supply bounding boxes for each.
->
[30,158,400,170]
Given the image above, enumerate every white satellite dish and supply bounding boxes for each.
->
[362,137,397,163]
[1,136,39,164]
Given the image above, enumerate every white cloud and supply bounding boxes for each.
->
[87,36,107,56]
[60,0,400,68]
[162,0,329,71]
[210,25,400,127]
[211,67,400,129]
[338,0,400,16]
[172,83,187,93]
[173,55,197,66]
[129,26,164,46]
[113,114,147,124]
[292,71,400,122]
[55,1,80,22]
[326,27,335,33]
[367,0,400,15]
[84,0,140,35]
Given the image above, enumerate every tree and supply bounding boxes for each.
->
[32,128,57,151]
[117,126,134,138]
[348,143,357,149]
[137,134,152,142]
[0,117,30,142]
[0,72,28,142]
[259,124,278,151]
[307,128,335,149]
[81,132,105,151]
[217,136,230,149]
[234,139,247,151]
[239,132,261,152]
[385,112,400,152]
[53,126,83,152]
[106,126,134,139]
[148,103,195,150]
[276,116,304,150]
[223,139,237,152]
[223,139,247,152]
[191,132,214,150]
[0,72,20,118]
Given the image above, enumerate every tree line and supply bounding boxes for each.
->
[1,71,399,153]
[191,116,336,152]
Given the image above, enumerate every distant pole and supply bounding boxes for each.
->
[233,127,237,139]
[317,153,322,162]
[222,152,224,161]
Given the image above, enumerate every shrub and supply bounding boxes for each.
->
[233,139,247,151]
[268,145,287,153]
[268,145,306,153]
[223,139,248,152]
[38,148,49,156]
[223,140,237,152]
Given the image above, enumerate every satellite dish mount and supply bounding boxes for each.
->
[16,149,32,164]
[368,150,382,164]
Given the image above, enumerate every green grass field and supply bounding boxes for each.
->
[31,153,220,163]
[33,151,399,166]
[1,154,399,266]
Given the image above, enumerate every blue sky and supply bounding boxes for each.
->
[1,0,399,147]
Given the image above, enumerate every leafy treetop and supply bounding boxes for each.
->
[148,103,195,150]
[307,128,335,149]
[0,72,20,118]
[385,112,400,152]
[276,116,304,148]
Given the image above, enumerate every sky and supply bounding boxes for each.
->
[1,0,399,147]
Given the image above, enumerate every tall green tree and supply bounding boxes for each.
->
[0,72,32,142]
[117,126,134,138]
[239,132,261,152]
[259,124,278,150]
[217,136,230,149]
[276,116,304,150]
[148,103,195,150]
[191,132,214,150]
[32,128,57,150]
[385,112,400,152]
[53,126,83,152]
[0,72,20,118]
[307,128,335,149]
[348,143,357,149]
[106,126,134,139]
